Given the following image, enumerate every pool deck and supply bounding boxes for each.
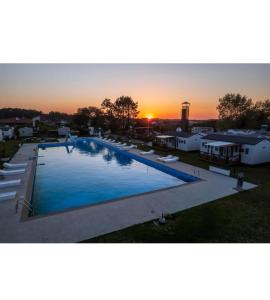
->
[0,142,256,243]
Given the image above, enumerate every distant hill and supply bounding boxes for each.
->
[0,108,41,119]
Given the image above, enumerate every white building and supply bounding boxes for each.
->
[58,126,70,136]
[0,126,14,139]
[175,132,205,151]
[19,127,33,137]
[200,133,270,165]
[32,116,41,128]
[155,132,205,152]
[89,127,95,135]
[192,127,214,134]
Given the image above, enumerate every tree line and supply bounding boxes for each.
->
[0,108,71,122]
[217,93,270,130]
[0,96,139,132]
[1,93,269,132]
[73,96,139,131]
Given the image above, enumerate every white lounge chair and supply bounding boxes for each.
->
[162,156,179,163]
[0,179,21,189]
[116,143,127,147]
[3,162,28,169]
[0,169,25,176]
[157,155,174,161]
[0,191,17,202]
[140,150,155,155]
[121,145,137,150]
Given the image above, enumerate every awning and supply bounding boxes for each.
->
[156,135,174,139]
[206,141,237,147]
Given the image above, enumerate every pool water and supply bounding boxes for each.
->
[32,140,188,215]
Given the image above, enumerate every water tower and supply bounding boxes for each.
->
[181,101,190,131]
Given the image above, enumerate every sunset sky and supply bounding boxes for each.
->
[0,64,270,119]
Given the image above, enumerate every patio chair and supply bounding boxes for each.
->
[3,162,28,169]
[0,179,21,189]
[0,191,17,202]
[140,150,155,155]
[0,169,26,176]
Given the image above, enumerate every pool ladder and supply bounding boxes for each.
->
[15,196,33,214]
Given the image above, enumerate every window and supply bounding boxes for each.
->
[245,148,249,155]
[215,146,218,151]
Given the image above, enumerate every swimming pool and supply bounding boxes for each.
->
[31,139,198,216]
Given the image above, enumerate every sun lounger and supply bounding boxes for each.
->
[0,179,21,189]
[3,162,28,169]
[116,143,127,147]
[0,169,25,176]
[157,155,174,161]
[121,145,137,150]
[162,157,179,163]
[140,150,155,155]
[0,191,17,202]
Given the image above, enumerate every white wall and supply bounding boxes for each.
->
[241,140,270,165]
[1,127,14,139]
[58,126,70,136]
[176,134,203,151]
[19,127,33,137]
[192,127,214,134]
[201,139,270,165]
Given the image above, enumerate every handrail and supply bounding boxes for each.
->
[15,197,33,214]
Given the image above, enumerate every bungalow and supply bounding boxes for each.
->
[19,127,33,137]
[191,127,214,134]
[154,132,205,152]
[0,126,14,139]
[200,133,270,165]
[58,126,70,137]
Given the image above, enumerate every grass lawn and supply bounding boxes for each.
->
[83,146,270,243]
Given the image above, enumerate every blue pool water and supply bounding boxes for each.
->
[32,139,195,215]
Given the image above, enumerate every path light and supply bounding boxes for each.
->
[236,172,244,191]
[158,212,166,225]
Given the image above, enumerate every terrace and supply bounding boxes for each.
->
[200,141,241,165]
[0,138,256,242]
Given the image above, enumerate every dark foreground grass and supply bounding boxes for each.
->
[85,182,270,243]
[83,147,270,243]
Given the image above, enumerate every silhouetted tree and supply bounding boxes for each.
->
[217,93,270,129]
[0,108,41,119]
[73,106,103,128]
[114,96,139,130]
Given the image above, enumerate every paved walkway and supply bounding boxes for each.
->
[0,142,256,243]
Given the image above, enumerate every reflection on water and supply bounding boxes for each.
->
[76,140,133,166]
